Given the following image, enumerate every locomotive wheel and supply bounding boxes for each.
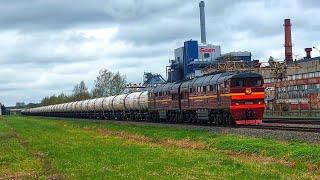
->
[191,112,196,124]
[212,111,218,125]
[194,112,198,124]
[217,113,222,125]
[185,113,190,123]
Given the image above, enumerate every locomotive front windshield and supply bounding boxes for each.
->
[232,78,263,87]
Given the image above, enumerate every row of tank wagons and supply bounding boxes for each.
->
[0,103,4,115]
[25,91,149,114]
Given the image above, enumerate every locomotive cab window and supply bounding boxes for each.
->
[232,78,263,87]
[233,79,244,87]
[250,79,262,87]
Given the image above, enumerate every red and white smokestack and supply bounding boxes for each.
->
[305,48,312,59]
[284,19,293,62]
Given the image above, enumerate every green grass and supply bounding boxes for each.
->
[0,116,319,179]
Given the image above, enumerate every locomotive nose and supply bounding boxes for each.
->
[245,110,256,119]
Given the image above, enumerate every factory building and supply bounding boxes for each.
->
[167,1,250,82]
[261,19,320,115]
[168,40,221,82]
[167,1,222,81]
[263,55,320,112]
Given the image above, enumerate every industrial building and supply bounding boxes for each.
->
[260,19,320,116]
[262,55,320,113]
[167,1,251,82]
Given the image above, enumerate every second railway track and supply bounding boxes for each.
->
[241,123,320,133]
[263,117,320,125]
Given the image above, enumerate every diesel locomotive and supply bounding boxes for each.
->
[22,72,265,125]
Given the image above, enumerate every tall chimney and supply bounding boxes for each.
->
[284,19,293,62]
[305,48,312,58]
[199,1,206,44]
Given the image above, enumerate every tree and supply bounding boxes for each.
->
[72,81,90,101]
[92,69,126,98]
[111,72,126,95]
[40,93,69,106]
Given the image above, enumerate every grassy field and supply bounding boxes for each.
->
[0,116,319,179]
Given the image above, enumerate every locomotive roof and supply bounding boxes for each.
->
[155,72,262,92]
[231,72,263,78]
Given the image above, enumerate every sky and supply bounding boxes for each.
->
[0,0,319,106]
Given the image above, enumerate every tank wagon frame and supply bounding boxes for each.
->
[22,72,265,125]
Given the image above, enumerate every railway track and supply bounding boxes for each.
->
[241,124,320,133]
[263,117,320,125]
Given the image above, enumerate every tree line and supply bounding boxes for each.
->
[40,69,126,106]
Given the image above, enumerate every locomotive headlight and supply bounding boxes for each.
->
[245,88,252,95]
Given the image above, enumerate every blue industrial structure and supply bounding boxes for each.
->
[167,39,223,82]
[183,40,199,77]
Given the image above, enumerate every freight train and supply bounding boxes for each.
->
[22,72,265,125]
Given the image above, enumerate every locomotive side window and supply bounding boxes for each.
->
[235,79,244,87]
[203,86,207,92]
[209,85,215,92]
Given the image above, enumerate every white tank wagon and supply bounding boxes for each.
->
[94,98,105,111]
[112,94,128,111]
[103,96,115,111]
[87,99,96,112]
[74,101,82,112]
[125,92,141,111]
[22,91,150,121]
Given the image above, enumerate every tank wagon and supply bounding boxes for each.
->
[22,72,265,125]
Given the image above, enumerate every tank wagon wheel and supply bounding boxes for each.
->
[153,113,160,122]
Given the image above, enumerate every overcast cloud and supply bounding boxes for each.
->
[0,0,319,106]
